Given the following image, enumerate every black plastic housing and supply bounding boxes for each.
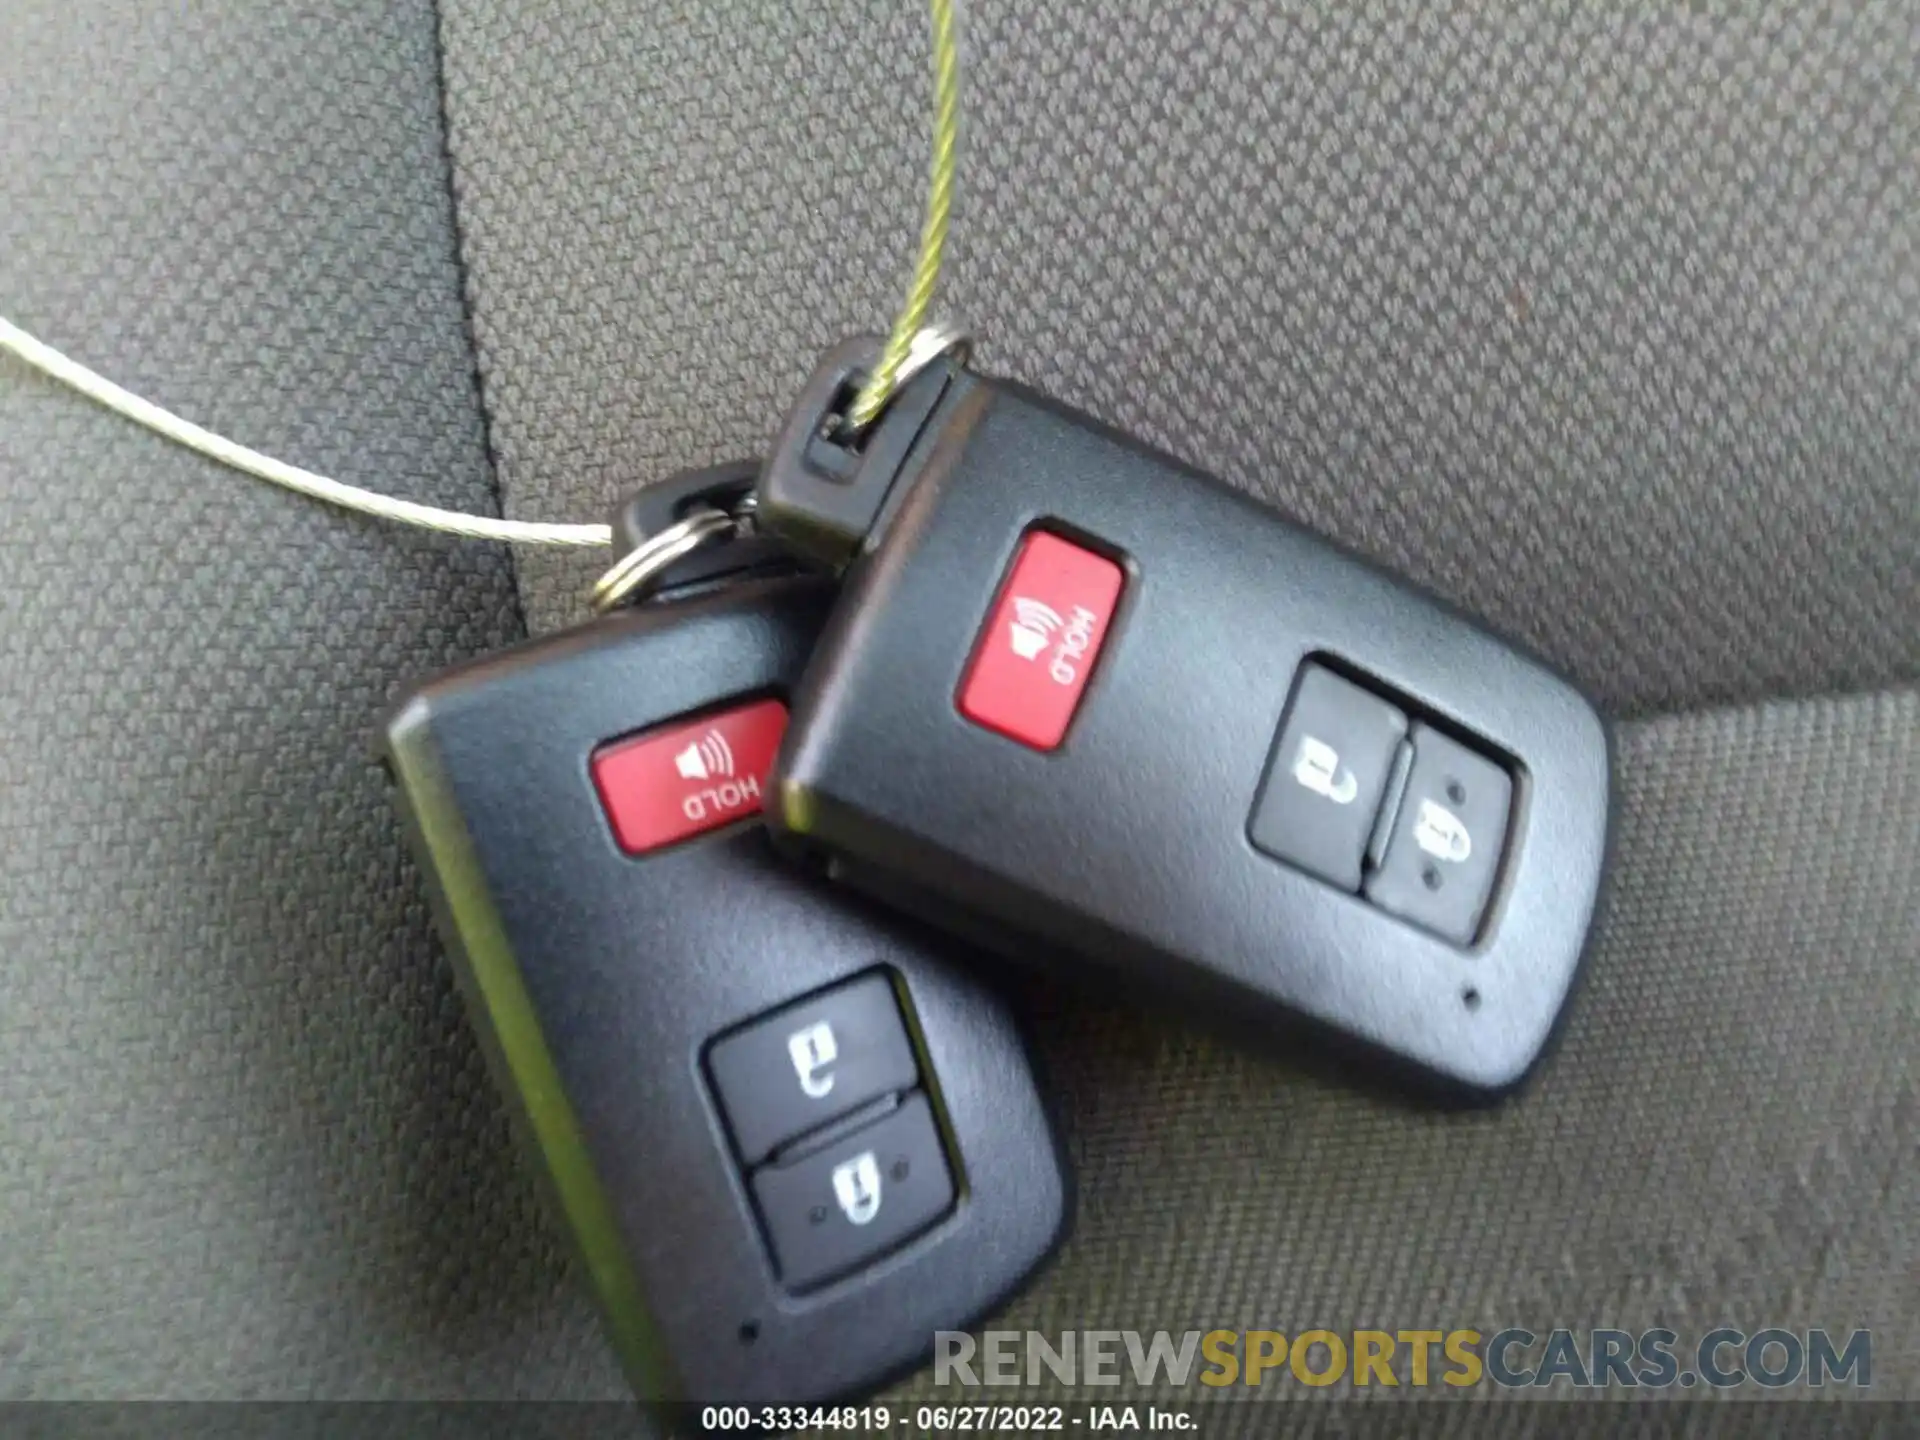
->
[611,458,797,594]
[382,576,1069,1407]
[765,363,1613,1097]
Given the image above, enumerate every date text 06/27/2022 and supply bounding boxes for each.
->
[696,1404,1191,1433]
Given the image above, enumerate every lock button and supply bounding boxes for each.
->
[1248,665,1408,891]
[1365,723,1514,945]
[707,972,921,1166]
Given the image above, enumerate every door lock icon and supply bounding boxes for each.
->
[831,1151,883,1226]
[1291,734,1359,805]
[786,1021,838,1099]
[1413,799,1472,864]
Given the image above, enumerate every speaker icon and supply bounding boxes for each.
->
[1007,596,1063,660]
[673,730,735,782]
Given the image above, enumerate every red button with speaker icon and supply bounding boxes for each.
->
[958,531,1126,752]
[592,696,789,854]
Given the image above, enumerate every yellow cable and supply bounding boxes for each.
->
[846,0,960,432]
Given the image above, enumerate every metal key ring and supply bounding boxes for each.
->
[837,325,972,441]
[590,504,739,614]
[892,323,972,398]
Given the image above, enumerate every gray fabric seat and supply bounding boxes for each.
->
[2,0,1913,1418]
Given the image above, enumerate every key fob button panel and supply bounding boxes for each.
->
[1366,723,1515,945]
[763,357,1611,1096]
[1248,664,1409,891]
[752,1093,955,1292]
[383,573,1070,1406]
[707,971,921,1166]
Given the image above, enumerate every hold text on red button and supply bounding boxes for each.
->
[591,697,789,854]
[959,531,1124,751]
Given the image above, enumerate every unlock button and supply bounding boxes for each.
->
[707,972,921,1165]
[1249,665,1408,891]
[753,1093,955,1291]
[1366,723,1513,945]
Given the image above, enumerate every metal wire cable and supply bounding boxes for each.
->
[0,0,957,541]
[0,316,613,547]
[845,0,960,432]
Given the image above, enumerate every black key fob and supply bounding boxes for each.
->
[756,339,1613,1098]
[382,468,1069,1408]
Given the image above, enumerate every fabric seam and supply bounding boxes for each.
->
[426,0,532,637]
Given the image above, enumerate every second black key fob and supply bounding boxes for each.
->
[757,339,1613,1099]
[382,482,1070,1409]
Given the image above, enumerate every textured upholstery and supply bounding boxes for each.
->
[0,0,609,1400]
[442,0,1919,717]
[1,0,1914,1412]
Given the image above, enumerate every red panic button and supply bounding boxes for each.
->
[959,531,1125,751]
[591,697,789,854]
